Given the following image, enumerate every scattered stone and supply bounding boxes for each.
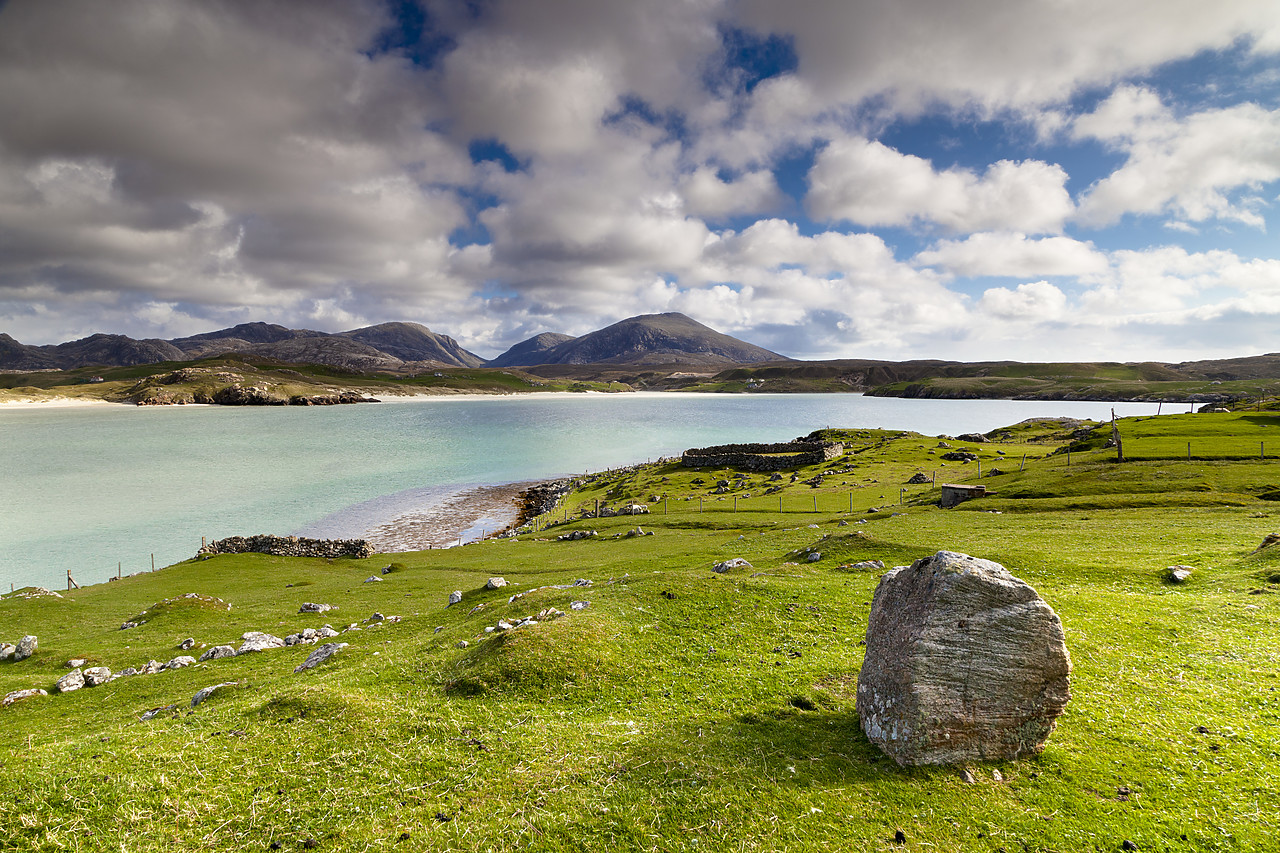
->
[178,638,196,650]
[570,601,589,611]
[14,635,37,661]
[367,612,385,623]
[3,688,48,706]
[1122,841,1137,851]
[191,682,241,707]
[382,565,394,574]
[806,552,822,563]
[1254,533,1280,552]
[140,660,162,675]
[960,768,976,784]
[55,669,85,693]
[456,640,469,649]
[619,504,650,515]
[118,667,139,677]
[448,591,463,606]
[139,704,178,721]
[236,632,285,655]
[857,551,1071,765]
[65,658,87,668]
[298,603,333,614]
[84,666,113,685]
[363,575,383,583]
[558,529,598,541]
[163,657,195,671]
[906,473,931,485]
[713,558,753,574]
[0,643,14,661]
[941,451,979,462]
[992,768,1003,782]
[1169,565,1194,583]
[199,645,237,662]
[120,622,138,630]
[485,577,508,589]
[318,625,339,638]
[536,608,566,621]
[294,642,349,673]
[849,560,885,570]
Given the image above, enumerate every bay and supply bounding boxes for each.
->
[1,393,1160,591]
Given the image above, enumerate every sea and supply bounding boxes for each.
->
[1,393,1163,591]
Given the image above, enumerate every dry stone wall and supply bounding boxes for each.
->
[681,440,843,471]
[198,535,373,559]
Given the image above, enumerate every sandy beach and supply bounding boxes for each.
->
[0,395,124,408]
[361,482,534,551]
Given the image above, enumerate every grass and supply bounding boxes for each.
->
[2,414,1280,850]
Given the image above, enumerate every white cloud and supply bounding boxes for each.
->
[1075,87,1280,227]
[680,167,783,219]
[914,233,1108,278]
[978,281,1068,321]
[806,138,1073,233]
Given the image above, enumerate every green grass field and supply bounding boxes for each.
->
[2,414,1278,851]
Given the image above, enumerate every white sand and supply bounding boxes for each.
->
[0,395,125,408]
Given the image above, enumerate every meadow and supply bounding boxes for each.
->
[1,413,1278,851]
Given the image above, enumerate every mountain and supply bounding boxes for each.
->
[339,322,485,368]
[43,334,185,367]
[486,332,577,367]
[506,313,788,366]
[0,322,485,372]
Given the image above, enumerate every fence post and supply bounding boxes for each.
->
[734,497,738,513]
[1187,442,1191,462]
[813,495,818,513]
[699,498,703,513]
[1020,454,1026,471]
[1262,442,1265,460]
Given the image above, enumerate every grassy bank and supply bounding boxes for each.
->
[2,413,1278,851]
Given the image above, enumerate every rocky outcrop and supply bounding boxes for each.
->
[682,440,843,471]
[198,535,373,559]
[2,688,48,706]
[294,642,348,673]
[857,551,1071,766]
[14,635,37,661]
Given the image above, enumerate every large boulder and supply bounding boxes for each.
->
[237,632,285,654]
[14,635,37,661]
[857,551,1071,766]
[55,669,85,693]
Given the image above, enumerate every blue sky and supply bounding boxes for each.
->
[1,0,1279,362]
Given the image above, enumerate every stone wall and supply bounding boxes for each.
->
[197,534,373,559]
[681,440,844,471]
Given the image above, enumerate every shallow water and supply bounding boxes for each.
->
[1,393,1160,590]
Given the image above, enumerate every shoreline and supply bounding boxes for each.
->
[362,481,538,552]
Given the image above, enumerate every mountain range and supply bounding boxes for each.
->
[0,313,787,373]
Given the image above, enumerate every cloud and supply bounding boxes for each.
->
[680,167,784,219]
[978,281,1068,320]
[914,233,1108,278]
[736,0,1280,114]
[806,138,1073,233]
[1075,86,1280,227]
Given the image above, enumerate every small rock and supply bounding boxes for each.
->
[84,666,113,685]
[456,640,469,649]
[318,625,339,638]
[120,622,138,630]
[118,667,139,677]
[139,704,177,722]
[713,558,753,574]
[199,645,237,662]
[1169,565,1194,582]
[163,657,195,671]
[1122,841,1137,851]
[0,643,15,661]
[894,830,906,844]
[140,659,162,675]
[294,642,349,673]
[65,658,87,668]
[850,560,885,570]
[495,619,514,631]
[448,591,463,606]
[298,603,332,614]
[486,577,508,589]
[960,768,975,784]
[178,638,196,650]
[55,669,85,693]
[191,682,240,707]
[570,600,589,611]
[2,688,48,706]
[363,575,383,583]
[806,552,822,562]
[992,769,1003,782]
[381,565,394,574]
[14,635,37,661]
[434,626,444,634]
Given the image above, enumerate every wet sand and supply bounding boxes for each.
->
[355,482,536,552]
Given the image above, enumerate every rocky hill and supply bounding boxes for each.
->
[486,332,577,368]
[493,313,787,366]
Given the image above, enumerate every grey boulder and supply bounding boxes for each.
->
[14,635,37,661]
[236,632,285,654]
[191,682,241,707]
[294,642,349,673]
[83,666,113,686]
[55,669,85,693]
[0,643,15,661]
[857,551,1071,766]
[199,645,236,662]
[2,688,48,706]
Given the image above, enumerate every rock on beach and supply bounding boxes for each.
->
[857,551,1071,766]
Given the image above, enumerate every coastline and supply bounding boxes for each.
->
[363,481,536,551]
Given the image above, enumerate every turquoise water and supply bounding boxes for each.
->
[1,393,1159,590]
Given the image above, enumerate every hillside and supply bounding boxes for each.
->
[512,312,788,366]
[486,332,577,367]
[2,413,1278,850]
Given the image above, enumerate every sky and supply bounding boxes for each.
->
[2,0,1280,363]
